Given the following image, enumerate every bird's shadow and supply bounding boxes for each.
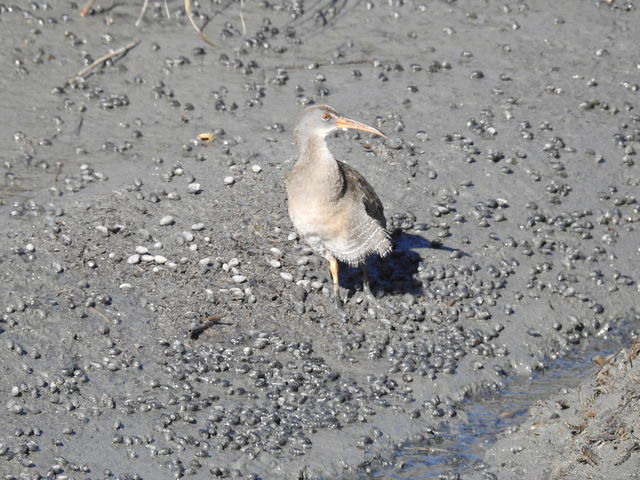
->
[341,231,460,298]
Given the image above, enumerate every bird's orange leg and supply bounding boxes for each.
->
[329,256,342,309]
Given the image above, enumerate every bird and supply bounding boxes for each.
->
[285,104,392,309]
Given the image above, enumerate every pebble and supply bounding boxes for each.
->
[119,283,132,290]
[191,222,205,231]
[232,275,247,283]
[268,259,282,268]
[95,225,109,237]
[229,287,244,298]
[251,165,262,173]
[415,131,430,142]
[187,182,202,193]
[159,215,174,226]
[141,254,154,263]
[224,176,235,185]
[135,246,149,254]
[127,254,141,264]
[154,255,168,264]
[280,272,294,282]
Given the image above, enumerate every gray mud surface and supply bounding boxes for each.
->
[1,1,639,479]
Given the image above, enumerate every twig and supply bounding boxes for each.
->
[615,442,640,466]
[164,0,170,18]
[578,345,625,408]
[614,394,640,417]
[135,0,150,27]
[65,40,141,86]
[239,0,247,35]
[276,58,374,71]
[188,314,226,340]
[578,446,600,466]
[79,0,97,16]
[184,0,218,48]
[90,307,112,324]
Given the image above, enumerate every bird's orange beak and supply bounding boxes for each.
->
[335,117,387,138]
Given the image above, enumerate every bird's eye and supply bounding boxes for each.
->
[321,113,331,121]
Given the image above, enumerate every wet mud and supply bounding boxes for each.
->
[1,1,639,479]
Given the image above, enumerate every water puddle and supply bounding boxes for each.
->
[369,326,637,479]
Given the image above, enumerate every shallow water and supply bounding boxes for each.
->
[372,327,635,480]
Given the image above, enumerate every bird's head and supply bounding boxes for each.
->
[294,104,387,141]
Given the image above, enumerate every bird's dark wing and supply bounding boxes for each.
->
[337,160,387,228]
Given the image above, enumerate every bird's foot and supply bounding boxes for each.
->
[365,293,383,310]
[333,294,343,310]
[362,283,383,310]
[332,295,349,320]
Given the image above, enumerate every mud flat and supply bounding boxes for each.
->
[1,1,639,479]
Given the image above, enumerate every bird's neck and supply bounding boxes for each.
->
[294,134,344,194]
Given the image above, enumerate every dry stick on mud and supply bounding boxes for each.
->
[240,0,247,35]
[279,59,374,70]
[184,0,218,48]
[188,315,226,340]
[577,345,626,408]
[90,307,114,325]
[65,40,141,85]
[135,0,150,27]
[79,0,96,16]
